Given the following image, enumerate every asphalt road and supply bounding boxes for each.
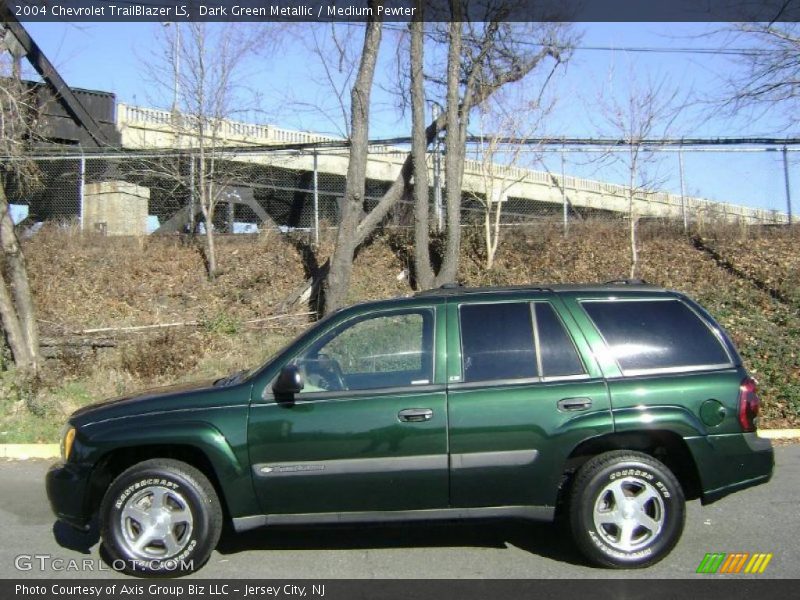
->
[1,446,797,580]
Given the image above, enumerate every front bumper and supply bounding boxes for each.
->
[686,432,774,505]
[45,461,93,530]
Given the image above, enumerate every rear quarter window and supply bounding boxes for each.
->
[581,298,731,374]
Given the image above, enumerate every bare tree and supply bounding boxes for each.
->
[323,4,384,313]
[142,23,268,279]
[0,70,41,375]
[723,23,800,129]
[596,72,682,278]
[409,2,435,289]
[469,88,555,270]
[406,17,573,289]
[298,12,573,313]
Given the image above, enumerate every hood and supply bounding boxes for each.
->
[70,377,238,426]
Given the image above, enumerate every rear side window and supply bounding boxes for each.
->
[581,299,731,373]
[460,302,537,382]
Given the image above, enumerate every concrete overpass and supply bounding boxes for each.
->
[116,103,788,226]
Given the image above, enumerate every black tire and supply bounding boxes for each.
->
[99,458,222,577]
[569,451,685,568]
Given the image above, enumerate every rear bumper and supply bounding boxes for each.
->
[686,432,774,505]
[45,461,93,530]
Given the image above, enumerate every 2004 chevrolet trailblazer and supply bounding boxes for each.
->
[46,283,774,575]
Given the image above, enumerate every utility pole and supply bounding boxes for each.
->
[678,149,688,232]
[783,146,793,225]
[313,152,320,245]
[162,22,181,113]
[561,149,568,236]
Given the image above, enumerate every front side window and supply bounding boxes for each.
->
[581,299,731,373]
[294,310,434,393]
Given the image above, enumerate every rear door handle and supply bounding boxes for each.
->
[398,408,433,422]
[557,397,592,412]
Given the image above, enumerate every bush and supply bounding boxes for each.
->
[120,332,200,380]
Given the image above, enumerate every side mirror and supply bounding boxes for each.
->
[273,364,304,396]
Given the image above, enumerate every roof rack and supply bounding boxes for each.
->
[415,284,552,297]
[604,278,649,285]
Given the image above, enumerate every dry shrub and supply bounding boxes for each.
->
[120,332,201,380]
[56,347,94,378]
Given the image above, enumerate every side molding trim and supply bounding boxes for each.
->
[232,505,555,532]
[252,454,446,478]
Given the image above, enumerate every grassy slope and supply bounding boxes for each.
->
[2,221,797,443]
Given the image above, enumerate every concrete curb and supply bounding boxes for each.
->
[0,430,799,460]
[0,444,60,460]
[757,429,800,440]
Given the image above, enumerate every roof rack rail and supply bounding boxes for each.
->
[415,284,552,297]
[604,278,649,285]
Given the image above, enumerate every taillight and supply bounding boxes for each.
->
[738,377,761,432]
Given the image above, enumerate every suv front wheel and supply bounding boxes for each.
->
[569,451,685,568]
[99,458,222,577]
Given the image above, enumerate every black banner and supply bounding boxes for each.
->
[4,0,800,23]
[5,580,800,600]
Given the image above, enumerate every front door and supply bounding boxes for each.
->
[248,304,448,515]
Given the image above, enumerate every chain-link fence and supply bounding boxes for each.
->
[3,143,794,239]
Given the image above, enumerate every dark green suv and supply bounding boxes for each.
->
[47,283,774,576]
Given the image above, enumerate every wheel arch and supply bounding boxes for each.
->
[556,430,703,513]
[88,444,232,520]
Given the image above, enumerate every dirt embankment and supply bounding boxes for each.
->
[13,221,800,435]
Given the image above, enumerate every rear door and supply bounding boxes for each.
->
[446,295,613,509]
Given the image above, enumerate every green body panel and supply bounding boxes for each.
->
[68,383,257,517]
[49,284,774,530]
[685,433,774,501]
[606,370,748,437]
[447,380,612,507]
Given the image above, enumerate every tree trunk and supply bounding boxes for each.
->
[435,19,465,286]
[487,192,503,270]
[205,208,218,279]
[629,211,639,279]
[484,206,494,270]
[0,184,40,374]
[0,271,32,370]
[629,159,638,279]
[410,7,435,291]
[323,7,383,314]
[197,151,218,280]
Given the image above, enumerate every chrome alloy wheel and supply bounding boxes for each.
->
[592,476,665,552]
[119,486,194,560]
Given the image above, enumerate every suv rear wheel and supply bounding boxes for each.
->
[569,451,685,568]
[99,458,222,576]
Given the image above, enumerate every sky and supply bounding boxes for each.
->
[20,20,799,215]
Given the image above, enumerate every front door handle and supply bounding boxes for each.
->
[398,408,433,422]
[557,397,592,412]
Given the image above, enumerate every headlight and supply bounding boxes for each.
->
[60,425,76,461]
